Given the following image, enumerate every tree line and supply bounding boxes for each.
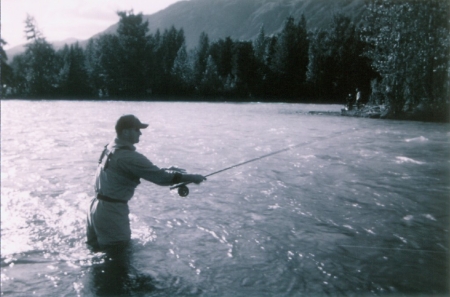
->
[1,0,449,120]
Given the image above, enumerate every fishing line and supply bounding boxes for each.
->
[338,245,448,254]
[170,128,357,196]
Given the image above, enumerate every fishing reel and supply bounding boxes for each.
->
[177,184,190,197]
[170,182,190,197]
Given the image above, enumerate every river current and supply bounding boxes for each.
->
[1,100,449,296]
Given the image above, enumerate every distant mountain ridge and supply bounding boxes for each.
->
[102,0,367,48]
[5,38,81,59]
[6,0,366,58]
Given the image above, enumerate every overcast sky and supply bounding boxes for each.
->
[2,0,182,50]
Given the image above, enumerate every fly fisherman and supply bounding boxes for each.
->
[86,114,206,250]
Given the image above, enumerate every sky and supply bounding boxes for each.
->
[2,0,183,50]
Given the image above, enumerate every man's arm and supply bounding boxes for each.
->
[119,151,205,186]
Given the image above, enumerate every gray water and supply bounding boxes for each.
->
[1,100,449,296]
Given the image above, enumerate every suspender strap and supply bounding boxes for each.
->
[97,194,128,204]
[98,144,132,170]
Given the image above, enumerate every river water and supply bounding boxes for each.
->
[1,100,449,296]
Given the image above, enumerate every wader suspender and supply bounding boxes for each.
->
[98,144,132,171]
[98,145,113,170]
[96,144,130,204]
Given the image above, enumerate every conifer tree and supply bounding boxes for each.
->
[233,41,258,97]
[160,27,186,93]
[24,15,42,41]
[171,42,194,95]
[193,32,210,86]
[116,10,150,97]
[271,16,309,98]
[20,15,58,97]
[308,14,376,103]
[199,55,221,96]
[95,34,121,97]
[0,39,13,97]
[58,43,92,98]
[209,37,234,79]
[253,25,266,63]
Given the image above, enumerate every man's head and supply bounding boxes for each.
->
[115,114,148,144]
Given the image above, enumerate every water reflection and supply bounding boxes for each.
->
[1,101,449,296]
[89,243,155,296]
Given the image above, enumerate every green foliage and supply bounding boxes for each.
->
[22,39,58,97]
[232,41,259,97]
[271,16,309,98]
[7,15,60,98]
[307,29,333,98]
[362,0,450,116]
[193,32,210,86]
[171,42,194,95]
[93,34,122,97]
[209,37,234,79]
[57,43,92,98]
[154,26,186,94]
[10,55,28,97]
[84,39,103,97]
[198,55,221,96]
[253,26,266,63]
[307,13,377,103]
[24,15,42,41]
[116,11,150,97]
[1,39,13,97]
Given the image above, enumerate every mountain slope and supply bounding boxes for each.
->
[97,0,366,48]
[6,0,367,58]
[5,38,81,60]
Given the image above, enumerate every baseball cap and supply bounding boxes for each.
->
[115,114,149,133]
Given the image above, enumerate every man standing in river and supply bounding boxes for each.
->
[86,114,206,250]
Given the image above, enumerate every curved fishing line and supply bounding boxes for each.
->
[204,144,301,178]
[338,245,448,254]
[170,128,356,191]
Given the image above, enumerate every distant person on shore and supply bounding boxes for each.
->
[356,88,361,109]
[346,93,353,110]
[86,114,206,251]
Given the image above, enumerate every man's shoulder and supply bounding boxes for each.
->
[115,148,151,164]
[115,147,142,156]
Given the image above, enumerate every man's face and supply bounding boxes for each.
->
[123,128,142,144]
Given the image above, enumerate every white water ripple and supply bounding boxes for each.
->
[405,136,428,142]
[395,156,425,164]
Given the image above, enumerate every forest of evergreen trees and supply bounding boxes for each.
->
[1,0,449,120]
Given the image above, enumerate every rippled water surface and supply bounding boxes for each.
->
[1,100,449,296]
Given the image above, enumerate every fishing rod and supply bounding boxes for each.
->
[170,128,356,197]
[171,143,303,196]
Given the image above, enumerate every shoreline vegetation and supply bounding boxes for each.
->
[1,0,449,123]
[2,97,448,123]
[341,104,450,123]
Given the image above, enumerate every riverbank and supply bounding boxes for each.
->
[341,104,450,123]
[2,97,448,122]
